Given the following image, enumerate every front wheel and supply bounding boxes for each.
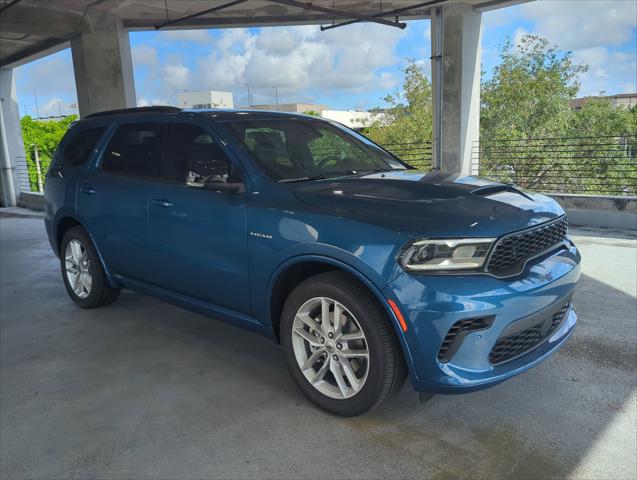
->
[280,271,406,416]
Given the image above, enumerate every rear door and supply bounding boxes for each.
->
[147,120,250,313]
[78,121,164,281]
[45,124,108,234]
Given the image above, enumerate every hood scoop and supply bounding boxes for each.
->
[471,184,534,201]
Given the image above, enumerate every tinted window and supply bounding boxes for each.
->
[59,126,106,167]
[163,123,233,183]
[101,123,163,177]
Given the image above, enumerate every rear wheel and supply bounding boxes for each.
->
[280,271,406,416]
[60,226,120,308]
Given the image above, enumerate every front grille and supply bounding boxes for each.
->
[486,217,568,277]
[489,302,571,365]
[438,316,493,362]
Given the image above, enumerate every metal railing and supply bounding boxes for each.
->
[383,141,432,170]
[15,156,34,194]
[469,135,637,196]
[376,136,637,196]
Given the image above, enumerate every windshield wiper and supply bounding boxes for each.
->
[278,174,328,183]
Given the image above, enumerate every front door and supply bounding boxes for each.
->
[148,121,250,314]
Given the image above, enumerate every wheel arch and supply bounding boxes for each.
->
[266,255,416,374]
[56,216,83,255]
[55,215,118,288]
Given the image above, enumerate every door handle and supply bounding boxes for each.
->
[79,185,96,195]
[152,199,174,208]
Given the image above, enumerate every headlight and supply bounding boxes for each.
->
[399,238,496,272]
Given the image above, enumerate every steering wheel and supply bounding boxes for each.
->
[315,155,340,168]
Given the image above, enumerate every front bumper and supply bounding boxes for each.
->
[384,241,581,394]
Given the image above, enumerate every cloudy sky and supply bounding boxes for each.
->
[14,0,637,117]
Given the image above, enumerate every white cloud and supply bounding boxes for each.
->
[577,49,637,96]
[513,27,529,48]
[519,0,637,51]
[15,51,76,97]
[500,0,637,96]
[137,96,169,107]
[135,24,407,106]
[39,98,64,116]
[132,44,158,66]
[162,62,190,90]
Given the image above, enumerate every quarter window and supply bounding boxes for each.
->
[101,124,163,177]
[58,126,106,167]
[163,123,233,184]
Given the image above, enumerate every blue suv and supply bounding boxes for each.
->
[44,106,581,416]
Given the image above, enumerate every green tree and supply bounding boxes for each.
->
[364,59,432,168]
[565,98,637,194]
[481,35,586,139]
[478,34,635,194]
[20,115,76,190]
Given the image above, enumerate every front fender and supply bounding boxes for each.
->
[260,252,418,379]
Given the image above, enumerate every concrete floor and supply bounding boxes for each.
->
[1,216,635,480]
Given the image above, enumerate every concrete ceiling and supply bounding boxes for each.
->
[0,0,528,68]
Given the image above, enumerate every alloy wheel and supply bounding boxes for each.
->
[291,297,370,399]
[64,239,92,299]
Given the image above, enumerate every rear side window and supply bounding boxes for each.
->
[101,123,163,177]
[58,126,106,167]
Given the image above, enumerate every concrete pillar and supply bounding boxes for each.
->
[71,13,136,117]
[431,3,482,174]
[0,68,26,207]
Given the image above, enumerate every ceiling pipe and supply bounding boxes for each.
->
[0,0,22,16]
[321,0,449,31]
[268,0,406,29]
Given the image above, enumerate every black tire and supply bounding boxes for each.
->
[60,226,120,308]
[280,271,407,416]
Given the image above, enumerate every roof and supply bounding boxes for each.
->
[570,93,637,109]
[75,105,326,123]
[0,0,532,68]
[192,108,325,121]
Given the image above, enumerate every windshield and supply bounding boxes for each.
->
[219,117,407,181]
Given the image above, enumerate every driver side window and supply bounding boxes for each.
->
[163,123,232,185]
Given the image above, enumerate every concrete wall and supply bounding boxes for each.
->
[548,194,637,231]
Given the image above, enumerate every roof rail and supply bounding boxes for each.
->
[84,106,181,119]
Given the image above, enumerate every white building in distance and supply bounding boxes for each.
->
[320,110,386,130]
[178,90,234,109]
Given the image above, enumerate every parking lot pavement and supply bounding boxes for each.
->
[1,216,635,480]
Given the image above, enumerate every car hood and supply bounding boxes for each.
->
[292,170,565,237]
